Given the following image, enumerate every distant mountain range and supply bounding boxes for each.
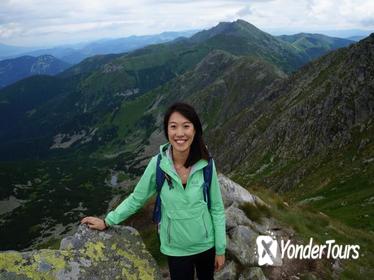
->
[277,33,353,60]
[0,43,36,58]
[0,27,354,88]
[0,30,199,64]
[0,19,372,278]
[0,55,70,88]
[347,35,368,41]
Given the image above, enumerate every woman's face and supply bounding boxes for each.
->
[167,111,196,154]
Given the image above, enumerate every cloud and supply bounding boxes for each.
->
[360,17,374,26]
[0,0,373,47]
[233,0,374,30]
[236,5,253,17]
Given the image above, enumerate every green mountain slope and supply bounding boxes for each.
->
[277,32,353,60]
[207,34,374,232]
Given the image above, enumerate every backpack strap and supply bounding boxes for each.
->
[152,153,165,224]
[202,157,213,210]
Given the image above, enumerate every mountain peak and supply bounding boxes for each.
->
[190,19,265,43]
[233,19,259,29]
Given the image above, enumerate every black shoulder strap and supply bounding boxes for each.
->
[152,154,165,224]
[202,157,213,209]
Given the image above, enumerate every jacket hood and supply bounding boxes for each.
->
[159,142,171,160]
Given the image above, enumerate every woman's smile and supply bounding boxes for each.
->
[175,139,187,145]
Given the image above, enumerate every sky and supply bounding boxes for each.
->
[0,0,373,47]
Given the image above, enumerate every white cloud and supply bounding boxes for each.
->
[0,0,373,47]
[239,0,374,30]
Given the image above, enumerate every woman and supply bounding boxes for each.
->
[81,102,226,279]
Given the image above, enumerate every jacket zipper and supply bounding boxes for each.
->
[168,217,171,244]
[202,212,208,239]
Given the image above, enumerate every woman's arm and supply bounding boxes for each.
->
[81,156,157,230]
[104,156,158,227]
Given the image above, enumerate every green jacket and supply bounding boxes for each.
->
[105,142,226,256]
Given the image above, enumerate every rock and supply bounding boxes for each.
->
[219,174,265,207]
[0,224,162,280]
[250,217,288,236]
[214,260,237,280]
[227,225,258,266]
[225,204,253,230]
[239,267,268,280]
[332,259,343,279]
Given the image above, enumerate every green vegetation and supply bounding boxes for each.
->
[247,185,374,280]
[139,227,168,268]
[0,155,116,250]
[239,201,271,223]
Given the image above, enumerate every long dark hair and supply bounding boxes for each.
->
[163,102,210,167]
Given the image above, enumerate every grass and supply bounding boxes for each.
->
[239,201,272,223]
[35,237,61,250]
[139,227,168,268]
[247,184,374,280]
[112,89,157,138]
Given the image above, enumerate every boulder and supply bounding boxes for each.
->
[219,174,261,207]
[0,224,162,280]
[227,225,258,266]
[225,204,253,230]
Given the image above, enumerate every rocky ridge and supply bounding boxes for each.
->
[1,174,327,280]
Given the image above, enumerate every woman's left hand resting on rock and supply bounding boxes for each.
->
[80,216,107,231]
[215,254,225,271]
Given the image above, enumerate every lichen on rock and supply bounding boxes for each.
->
[0,224,162,280]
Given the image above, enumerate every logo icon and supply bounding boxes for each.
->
[256,235,279,266]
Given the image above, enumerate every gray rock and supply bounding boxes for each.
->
[219,174,265,207]
[214,260,237,280]
[225,204,253,230]
[227,225,258,266]
[239,267,268,280]
[0,224,162,280]
[250,217,288,236]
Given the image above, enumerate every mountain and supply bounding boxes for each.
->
[277,33,353,60]
[206,33,374,232]
[0,19,340,161]
[143,34,374,278]
[0,55,71,88]
[0,43,36,60]
[1,22,373,278]
[189,19,310,73]
[3,30,199,64]
[347,35,368,41]
[21,47,88,65]
[79,30,199,57]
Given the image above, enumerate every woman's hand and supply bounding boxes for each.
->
[80,216,107,231]
[214,254,225,271]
